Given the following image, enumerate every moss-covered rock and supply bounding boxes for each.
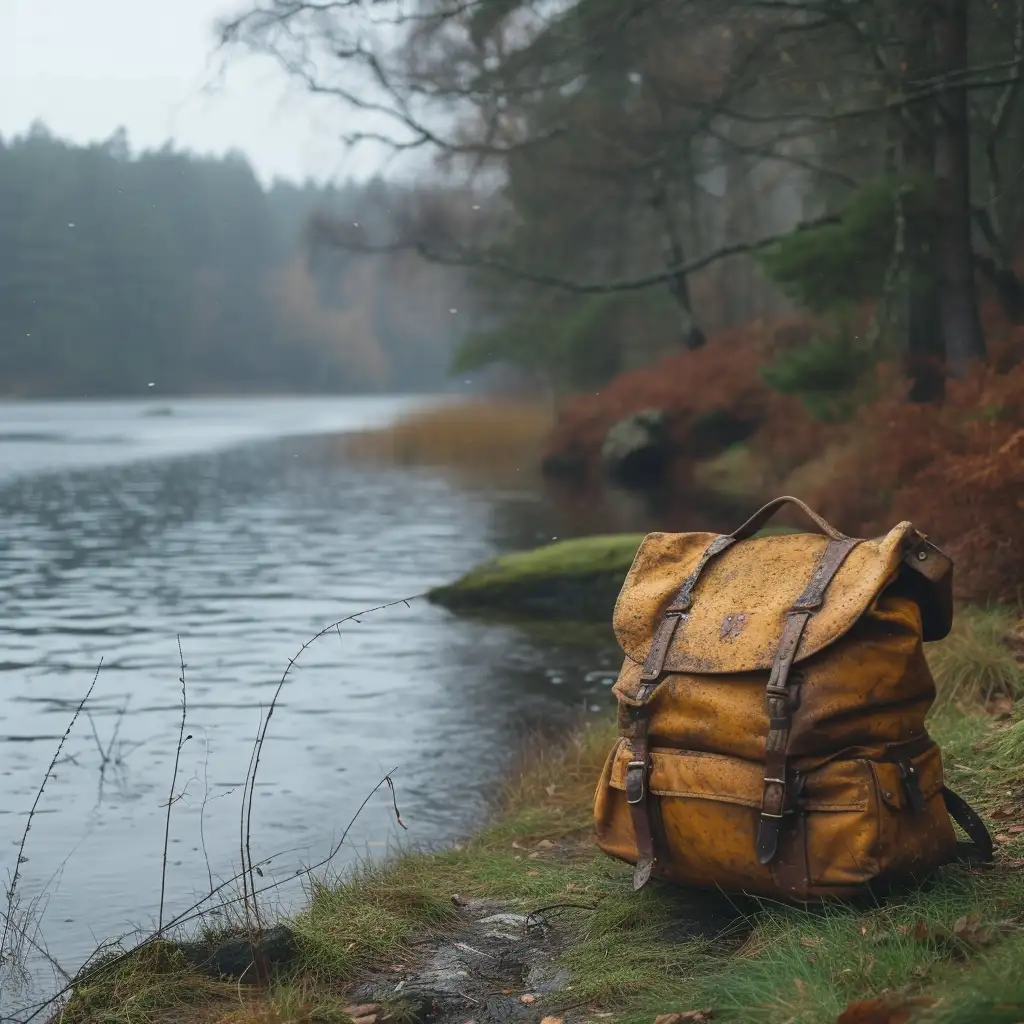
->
[429,525,804,622]
[427,534,646,621]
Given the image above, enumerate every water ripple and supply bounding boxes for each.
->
[0,397,620,1013]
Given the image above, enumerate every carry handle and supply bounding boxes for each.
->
[730,495,847,542]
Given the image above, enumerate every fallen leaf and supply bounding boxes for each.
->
[540,1017,564,1024]
[527,869,540,876]
[835,996,935,1024]
[952,912,990,947]
[519,994,537,1005]
[1008,825,1024,834]
[794,978,806,994]
[655,1012,713,1023]
[528,852,540,860]
[502,988,513,995]
[352,1017,377,1024]
[799,937,823,949]
[545,784,557,796]
[536,840,555,849]
[992,805,1017,819]
[512,841,524,850]
[996,833,1014,843]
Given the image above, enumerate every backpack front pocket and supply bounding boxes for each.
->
[594,741,947,900]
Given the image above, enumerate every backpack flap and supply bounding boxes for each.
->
[612,521,952,683]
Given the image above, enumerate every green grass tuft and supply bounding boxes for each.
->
[927,605,1023,708]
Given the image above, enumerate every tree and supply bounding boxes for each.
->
[220,0,1024,396]
[0,126,471,397]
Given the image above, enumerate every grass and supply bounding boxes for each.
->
[340,399,554,482]
[926,604,1024,709]
[52,607,1024,1024]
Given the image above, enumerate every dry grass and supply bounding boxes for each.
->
[341,399,554,481]
[927,605,1024,709]
[494,715,619,823]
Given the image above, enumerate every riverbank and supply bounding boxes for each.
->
[52,605,1024,1024]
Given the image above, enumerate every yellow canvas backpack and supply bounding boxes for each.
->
[594,496,993,901]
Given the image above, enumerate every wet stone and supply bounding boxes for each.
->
[356,900,573,1024]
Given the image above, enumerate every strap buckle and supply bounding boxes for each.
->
[625,760,648,805]
[897,757,926,814]
[759,776,787,819]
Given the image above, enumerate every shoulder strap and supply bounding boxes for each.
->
[942,786,994,863]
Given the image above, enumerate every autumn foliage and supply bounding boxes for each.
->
[542,305,1024,604]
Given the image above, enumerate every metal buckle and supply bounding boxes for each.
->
[625,760,647,805]
[760,776,787,819]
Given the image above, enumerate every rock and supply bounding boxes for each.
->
[689,407,760,459]
[601,408,672,488]
[525,964,571,995]
[179,923,299,983]
[478,913,531,930]
[426,534,644,622]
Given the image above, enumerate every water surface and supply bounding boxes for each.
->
[0,397,621,1015]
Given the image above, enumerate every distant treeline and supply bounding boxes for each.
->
[0,124,470,398]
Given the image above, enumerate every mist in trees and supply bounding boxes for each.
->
[0,124,471,399]
[221,0,1024,405]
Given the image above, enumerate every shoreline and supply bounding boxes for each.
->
[35,602,1024,1024]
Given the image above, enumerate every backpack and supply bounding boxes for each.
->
[594,496,993,901]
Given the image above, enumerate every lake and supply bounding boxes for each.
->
[0,396,623,1016]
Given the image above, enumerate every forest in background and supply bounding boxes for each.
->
[221,0,1024,396]
[0,124,473,398]
[220,0,1024,600]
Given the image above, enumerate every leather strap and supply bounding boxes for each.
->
[942,786,995,863]
[637,534,735,689]
[625,705,657,889]
[731,496,848,543]
[628,534,736,887]
[756,537,860,865]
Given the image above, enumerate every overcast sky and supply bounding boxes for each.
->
[2,0,387,185]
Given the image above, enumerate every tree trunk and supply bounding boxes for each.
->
[976,256,1024,324]
[933,0,987,375]
[900,2,946,401]
[651,179,706,350]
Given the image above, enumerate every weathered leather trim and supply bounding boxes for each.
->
[758,537,859,866]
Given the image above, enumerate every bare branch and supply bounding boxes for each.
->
[311,209,842,294]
